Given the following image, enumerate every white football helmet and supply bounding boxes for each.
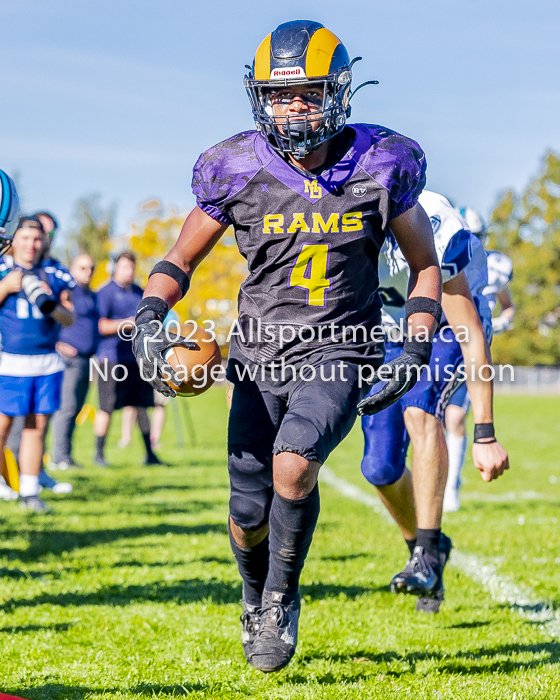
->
[459,206,487,245]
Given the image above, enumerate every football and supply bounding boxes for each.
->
[163,323,222,397]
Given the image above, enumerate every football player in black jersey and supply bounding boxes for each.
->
[133,20,443,673]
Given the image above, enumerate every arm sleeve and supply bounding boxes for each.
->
[55,266,76,294]
[43,261,76,297]
[192,153,234,226]
[389,142,427,220]
[96,286,113,320]
[441,230,472,283]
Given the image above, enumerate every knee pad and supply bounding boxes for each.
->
[273,413,321,463]
[229,490,273,531]
[228,448,274,530]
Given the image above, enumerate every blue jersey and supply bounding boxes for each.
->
[379,191,492,341]
[0,255,75,356]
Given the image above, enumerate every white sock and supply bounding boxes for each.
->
[19,474,40,498]
[445,432,468,491]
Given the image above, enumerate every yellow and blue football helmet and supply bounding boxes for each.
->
[0,169,20,255]
[244,20,377,159]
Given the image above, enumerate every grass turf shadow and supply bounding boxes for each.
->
[3,580,375,612]
[1,578,242,611]
[0,622,73,634]
[0,522,227,562]
[6,682,211,699]
[297,641,560,677]
[301,582,384,600]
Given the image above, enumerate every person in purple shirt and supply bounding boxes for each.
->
[50,253,99,469]
[94,251,160,467]
[131,20,443,673]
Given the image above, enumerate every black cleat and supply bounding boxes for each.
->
[240,600,261,663]
[416,533,453,613]
[391,546,439,597]
[249,590,300,673]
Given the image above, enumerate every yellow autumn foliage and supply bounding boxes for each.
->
[129,210,247,353]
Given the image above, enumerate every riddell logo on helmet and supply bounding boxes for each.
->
[270,67,306,79]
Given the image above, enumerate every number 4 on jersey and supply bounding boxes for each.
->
[289,243,331,307]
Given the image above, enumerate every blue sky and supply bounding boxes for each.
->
[1,0,559,242]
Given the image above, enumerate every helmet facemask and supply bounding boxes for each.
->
[0,228,12,256]
[245,70,352,159]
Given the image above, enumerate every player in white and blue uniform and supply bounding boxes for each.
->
[443,208,514,511]
[0,216,75,510]
[359,191,508,610]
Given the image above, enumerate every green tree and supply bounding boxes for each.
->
[129,211,247,353]
[67,195,115,285]
[489,151,560,365]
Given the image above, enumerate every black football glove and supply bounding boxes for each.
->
[357,338,433,416]
[132,297,196,398]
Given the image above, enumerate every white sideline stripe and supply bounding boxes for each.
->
[320,466,560,638]
[461,490,553,502]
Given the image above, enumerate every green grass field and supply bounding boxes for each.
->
[1,391,560,699]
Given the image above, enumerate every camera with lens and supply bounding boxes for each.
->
[21,272,57,315]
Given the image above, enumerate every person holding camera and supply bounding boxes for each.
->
[5,210,76,493]
[0,216,74,511]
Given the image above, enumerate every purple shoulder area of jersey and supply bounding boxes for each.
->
[354,124,427,218]
[253,124,372,200]
[192,131,265,224]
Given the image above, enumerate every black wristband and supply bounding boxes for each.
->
[403,337,433,365]
[149,261,190,296]
[405,297,443,325]
[474,423,495,442]
[135,296,169,325]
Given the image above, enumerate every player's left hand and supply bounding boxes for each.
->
[472,441,510,482]
[357,343,431,416]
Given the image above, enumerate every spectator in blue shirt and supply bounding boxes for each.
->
[51,253,99,470]
[6,211,76,496]
[93,251,160,466]
[0,217,74,511]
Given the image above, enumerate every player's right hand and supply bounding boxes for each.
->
[472,441,510,481]
[132,321,181,397]
[131,321,195,398]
